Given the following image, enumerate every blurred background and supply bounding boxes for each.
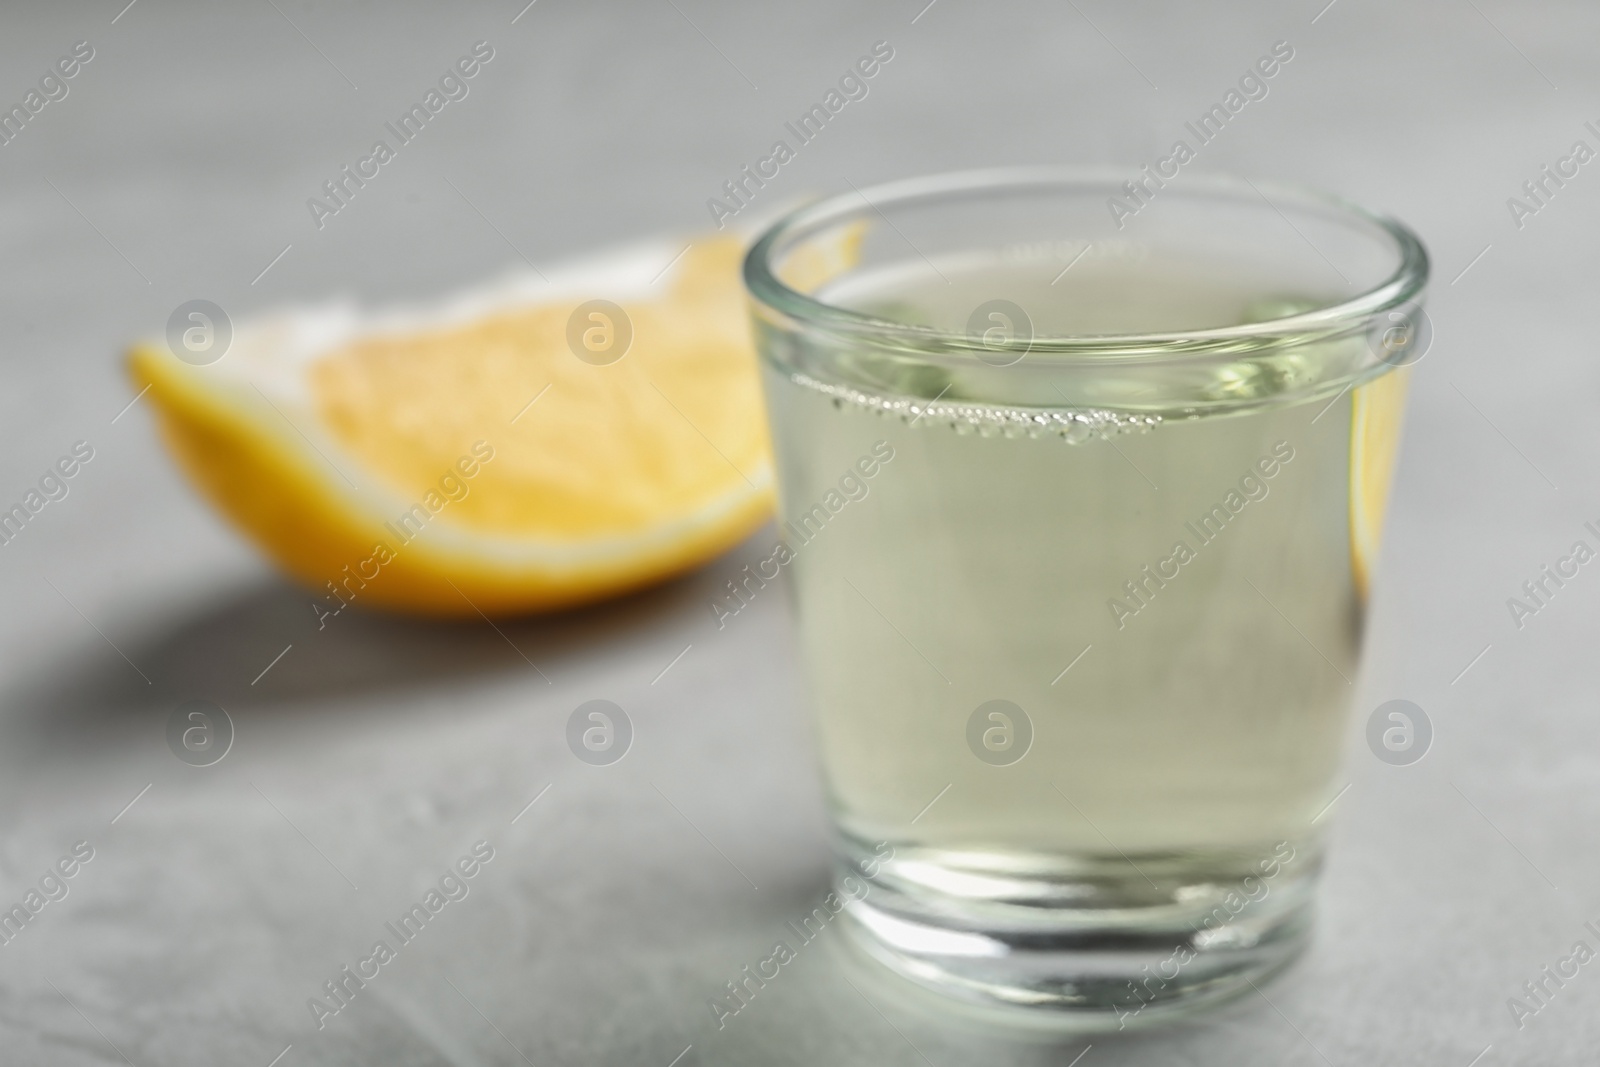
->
[2,0,1597,1063]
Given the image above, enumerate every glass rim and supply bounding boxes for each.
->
[742,166,1430,357]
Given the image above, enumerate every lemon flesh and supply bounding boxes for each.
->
[1349,366,1410,601]
[130,237,773,617]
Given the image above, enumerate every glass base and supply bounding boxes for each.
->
[836,833,1318,1030]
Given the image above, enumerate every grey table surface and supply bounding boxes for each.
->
[2,0,1597,1063]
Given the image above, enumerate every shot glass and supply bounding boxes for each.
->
[742,168,1428,1025]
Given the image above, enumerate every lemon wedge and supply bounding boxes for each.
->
[1349,365,1410,601]
[129,236,775,617]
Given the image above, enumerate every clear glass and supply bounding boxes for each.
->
[744,167,1428,1026]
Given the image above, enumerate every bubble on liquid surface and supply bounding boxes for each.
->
[789,372,1160,442]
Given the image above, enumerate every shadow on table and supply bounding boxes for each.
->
[3,553,731,757]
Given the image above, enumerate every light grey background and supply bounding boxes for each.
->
[1,0,1596,1063]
